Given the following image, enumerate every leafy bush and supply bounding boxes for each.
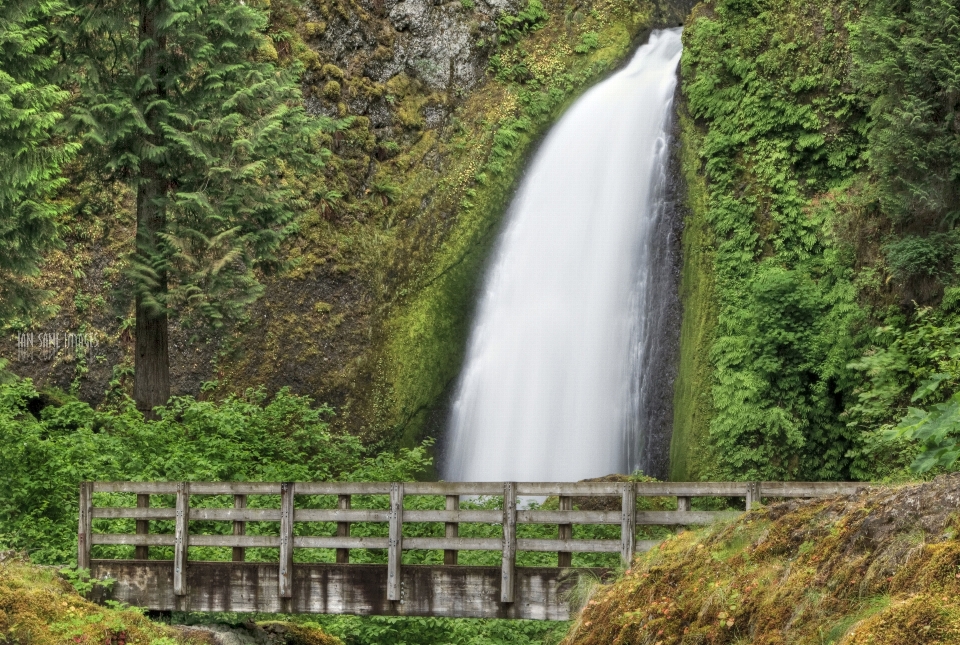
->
[0,379,431,564]
[885,390,960,473]
[884,233,959,281]
[845,305,960,478]
[303,615,565,645]
[177,614,567,645]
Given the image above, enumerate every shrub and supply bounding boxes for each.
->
[0,380,431,564]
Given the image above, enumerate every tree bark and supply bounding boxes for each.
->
[134,291,169,417]
[133,0,169,418]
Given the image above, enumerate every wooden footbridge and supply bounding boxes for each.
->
[79,480,865,620]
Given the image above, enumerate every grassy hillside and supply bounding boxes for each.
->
[563,475,960,644]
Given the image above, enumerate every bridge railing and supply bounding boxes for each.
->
[78,480,866,604]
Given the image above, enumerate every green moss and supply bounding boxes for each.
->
[322,80,341,99]
[0,558,208,645]
[670,105,719,482]
[320,63,343,79]
[562,479,960,645]
[258,621,344,645]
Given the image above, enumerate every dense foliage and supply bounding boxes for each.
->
[0,379,431,563]
[0,0,331,411]
[676,0,960,482]
[180,614,567,645]
[846,301,960,477]
[854,0,960,233]
[680,0,866,480]
[70,0,327,410]
[0,0,78,331]
[66,0,323,330]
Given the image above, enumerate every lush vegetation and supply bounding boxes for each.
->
[671,0,960,483]
[0,0,78,337]
[179,613,567,645]
[0,378,432,564]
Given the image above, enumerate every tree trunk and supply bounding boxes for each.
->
[134,291,169,416]
[133,0,169,417]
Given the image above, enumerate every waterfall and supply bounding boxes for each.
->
[443,29,684,483]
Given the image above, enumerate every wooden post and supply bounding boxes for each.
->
[173,482,190,596]
[279,482,295,599]
[232,495,247,562]
[444,495,459,565]
[135,494,150,559]
[78,482,93,570]
[677,496,691,512]
[557,495,572,568]
[746,481,761,511]
[501,482,517,603]
[336,494,351,564]
[387,482,404,601]
[621,483,636,569]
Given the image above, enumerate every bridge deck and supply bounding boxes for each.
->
[79,480,867,618]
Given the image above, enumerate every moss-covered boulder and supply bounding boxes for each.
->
[0,554,208,645]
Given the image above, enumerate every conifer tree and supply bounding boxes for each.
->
[67,0,322,414]
[855,0,960,226]
[0,0,77,329]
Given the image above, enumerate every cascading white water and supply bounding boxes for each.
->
[443,29,684,483]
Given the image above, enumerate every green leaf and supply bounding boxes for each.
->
[911,373,951,402]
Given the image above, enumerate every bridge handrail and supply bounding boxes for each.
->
[88,480,866,496]
[78,480,869,603]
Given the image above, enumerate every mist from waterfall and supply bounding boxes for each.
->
[443,29,684,483]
